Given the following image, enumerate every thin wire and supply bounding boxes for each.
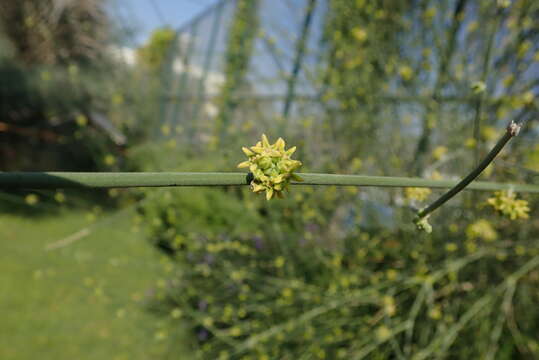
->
[149,0,167,26]
[498,160,539,177]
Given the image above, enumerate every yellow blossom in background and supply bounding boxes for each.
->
[170,308,182,319]
[497,0,510,8]
[75,114,88,127]
[40,70,51,82]
[161,124,171,136]
[238,134,302,200]
[515,245,526,256]
[471,81,486,94]
[487,191,530,220]
[399,65,413,81]
[54,191,66,203]
[522,91,534,105]
[423,7,437,22]
[445,242,458,252]
[229,327,242,337]
[467,21,479,32]
[383,296,396,316]
[154,330,167,341]
[25,194,39,205]
[432,146,448,160]
[111,93,124,106]
[503,74,514,87]
[465,138,476,148]
[428,306,442,320]
[104,154,116,166]
[68,64,79,77]
[375,326,391,341]
[466,219,498,242]
[352,27,368,43]
[350,157,362,171]
[480,126,497,142]
[202,317,214,328]
[405,187,432,202]
[274,256,285,268]
[517,40,532,59]
[429,171,443,180]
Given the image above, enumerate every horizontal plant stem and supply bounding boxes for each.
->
[1,172,538,193]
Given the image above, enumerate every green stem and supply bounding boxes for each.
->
[415,121,522,229]
[1,172,538,195]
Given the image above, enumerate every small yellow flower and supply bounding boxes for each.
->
[202,317,214,328]
[383,296,396,316]
[281,288,293,298]
[238,134,302,200]
[352,27,367,43]
[274,256,285,268]
[480,126,497,142]
[399,65,413,81]
[229,327,242,337]
[75,114,88,127]
[465,138,477,148]
[432,146,448,160]
[471,81,486,94]
[54,192,66,203]
[487,191,530,220]
[25,194,39,205]
[445,242,458,252]
[375,326,391,341]
[171,308,182,319]
[428,306,442,320]
[104,154,116,166]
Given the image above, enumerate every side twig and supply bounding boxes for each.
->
[414,121,521,232]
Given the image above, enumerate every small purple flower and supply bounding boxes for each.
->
[198,300,208,311]
[204,254,215,265]
[197,329,208,341]
[252,235,264,250]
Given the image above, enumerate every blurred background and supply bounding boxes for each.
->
[1,0,538,359]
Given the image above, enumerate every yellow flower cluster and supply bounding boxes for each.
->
[206,241,252,255]
[487,191,530,220]
[238,134,302,200]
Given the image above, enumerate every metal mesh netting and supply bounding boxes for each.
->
[158,0,538,176]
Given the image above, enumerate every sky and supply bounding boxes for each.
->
[110,0,221,46]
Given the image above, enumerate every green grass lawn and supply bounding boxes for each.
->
[0,207,189,360]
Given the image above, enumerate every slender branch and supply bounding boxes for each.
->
[1,170,538,194]
[415,121,522,231]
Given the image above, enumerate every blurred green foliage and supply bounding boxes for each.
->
[0,0,155,172]
[142,0,539,358]
[137,28,176,73]
[214,0,260,145]
[141,157,539,359]
[1,0,538,358]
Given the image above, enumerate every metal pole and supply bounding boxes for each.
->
[170,23,198,135]
[189,0,226,141]
[281,0,317,120]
